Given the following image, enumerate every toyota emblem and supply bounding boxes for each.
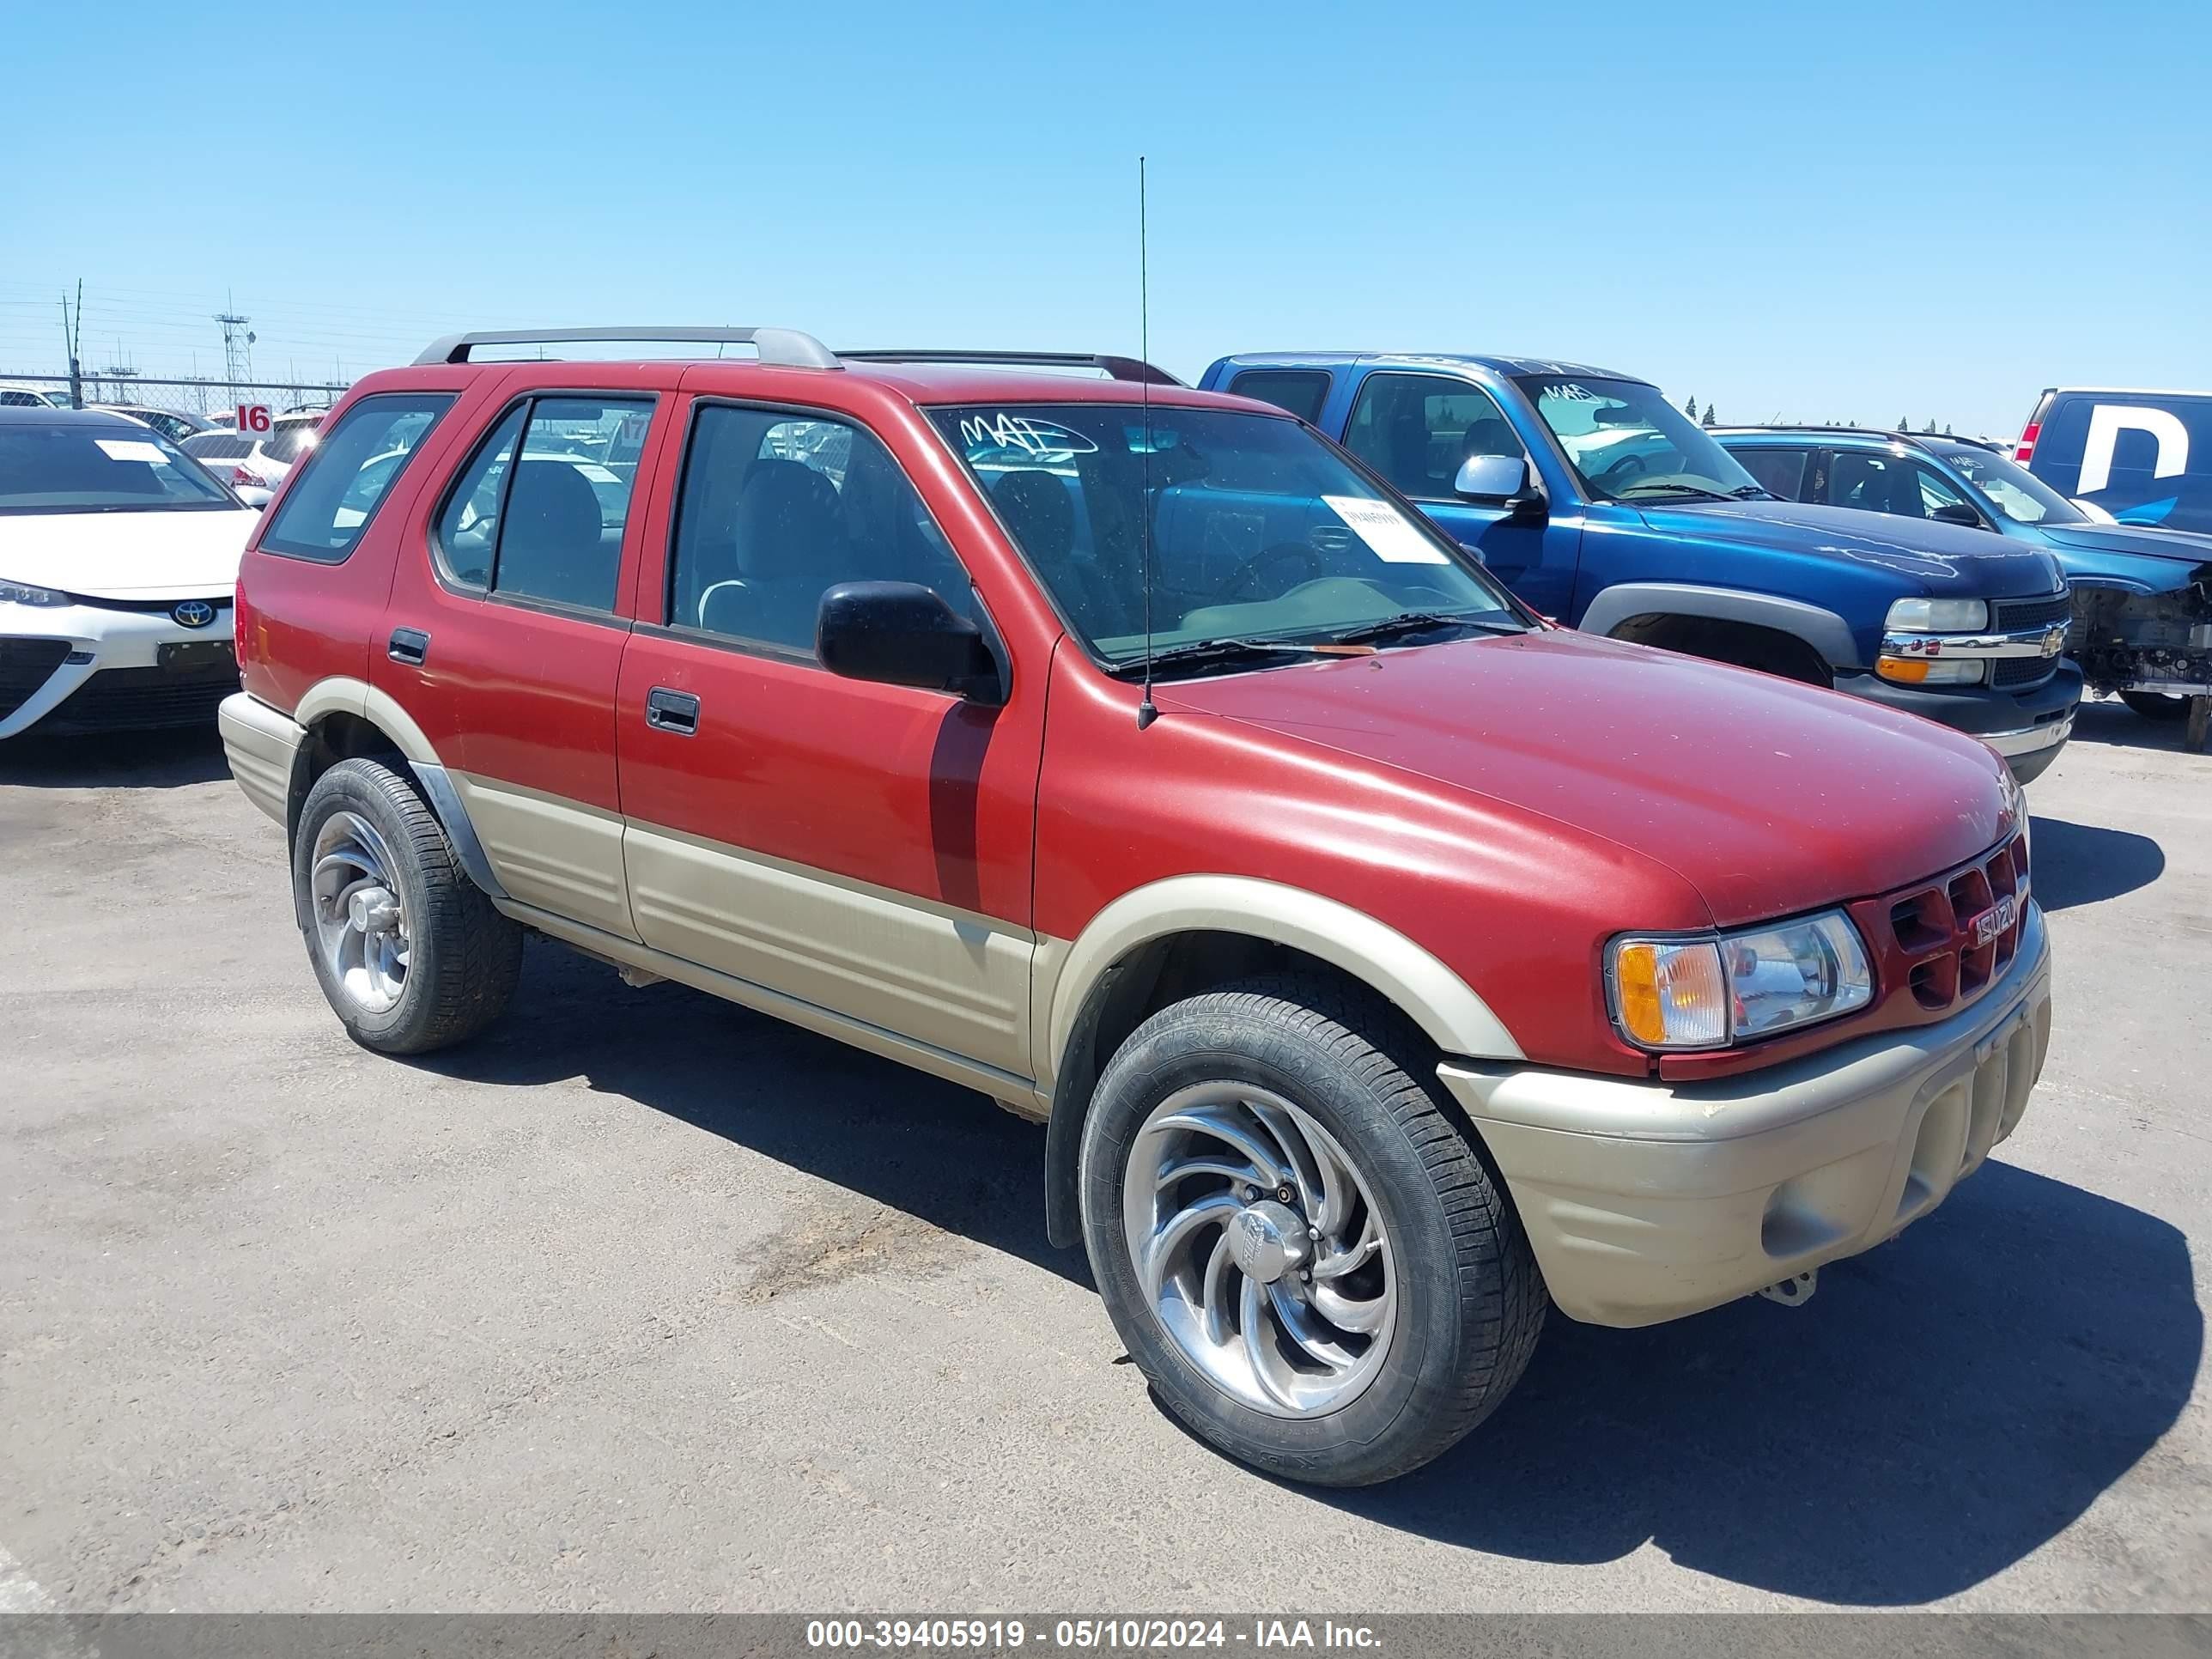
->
[173,599,216,629]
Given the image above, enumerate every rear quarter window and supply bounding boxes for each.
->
[258,394,455,563]
[1733,446,1810,500]
[1225,369,1334,425]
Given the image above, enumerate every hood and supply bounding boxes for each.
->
[2033,520,2212,580]
[0,507,259,599]
[1634,499,2065,599]
[1157,629,2018,928]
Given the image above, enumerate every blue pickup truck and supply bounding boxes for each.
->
[1200,353,2081,782]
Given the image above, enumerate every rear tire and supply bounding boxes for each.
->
[292,757,522,1054]
[2120,690,2191,722]
[1079,974,1544,1486]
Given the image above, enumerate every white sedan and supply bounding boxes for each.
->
[0,409,261,740]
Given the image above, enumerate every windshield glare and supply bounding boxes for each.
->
[1516,376,1762,501]
[927,404,1524,667]
[0,421,236,514]
[1935,443,2087,526]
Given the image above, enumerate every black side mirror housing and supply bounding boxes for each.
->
[1931,501,1987,529]
[817,580,1003,702]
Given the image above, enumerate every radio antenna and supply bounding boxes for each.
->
[1135,155,1159,731]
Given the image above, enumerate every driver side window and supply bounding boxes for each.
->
[1343,374,1523,501]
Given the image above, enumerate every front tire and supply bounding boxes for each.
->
[2120,690,2192,722]
[1079,975,1544,1486]
[292,757,523,1054]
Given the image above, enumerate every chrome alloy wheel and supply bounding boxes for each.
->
[1121,1082,1396,1417]
[308,810,410,1015]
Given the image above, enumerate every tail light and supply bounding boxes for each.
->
[2014,421,2040,464]
[231,464,270,489]
[233,574,254,670]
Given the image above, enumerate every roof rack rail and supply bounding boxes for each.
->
[1711,422,1998,452]
[835,349,1184,386]
[412,326,841,370]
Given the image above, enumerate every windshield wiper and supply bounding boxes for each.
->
[1112,637,1351,678]
[1616,482,1738,502]
[1326,610,1525,647]
[1729,483,1773,499]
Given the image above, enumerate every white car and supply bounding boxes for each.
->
[0,381,73,410]
[0,408,260,739]
[91,404,216,446]
[179,410,323,492]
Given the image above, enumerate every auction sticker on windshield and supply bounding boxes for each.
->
[1322,495,1448,563]
[94,439,168,465]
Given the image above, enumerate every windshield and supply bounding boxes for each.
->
[0,420,236,514]
[1933,443,2087,526]
[927,403,1527,669]
[1515,375,1765,501]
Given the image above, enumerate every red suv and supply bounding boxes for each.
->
[218,328,2052,1486]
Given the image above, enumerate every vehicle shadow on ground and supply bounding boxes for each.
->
[0,726,229,788]
[1315,1160,2199,1604]
[2028,814,2165,910]
[2063,696,2205,755]
[410,941,1087,1289]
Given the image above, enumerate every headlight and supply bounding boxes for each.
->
[1610,910,1874,1051]
[1886,596,1988,632]
[0,577,70,607]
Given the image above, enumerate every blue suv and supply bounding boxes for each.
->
[1202,354,2081,782]
[1717,425,2212,737]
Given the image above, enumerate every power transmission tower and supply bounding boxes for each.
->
[215,299,255,398]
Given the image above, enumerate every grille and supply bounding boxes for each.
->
[40,659,237,734]
[0,638,72,721]
[1994,592,2072,633]
[1991,654,2057,689]
[1880,835,2029,1018]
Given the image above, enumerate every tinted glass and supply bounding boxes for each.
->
[259,393,453,562]
[1226,369,1333,425]
[1730,446,1810,500]
[1515,375,1763,501]
[0,420,235,514]
[668,405,965,653]
[484,398,647,610]
[927,403,1524,669]
[1344,374,1525,500]
[262,419,322,465]
[434,405,526,587]
[183,433,252,461]
[1911,462,1972,516]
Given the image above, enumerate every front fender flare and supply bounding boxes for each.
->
[1577,581,1860,671]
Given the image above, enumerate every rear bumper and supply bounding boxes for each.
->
[1437,905,2052,1328]
[217,691,304,826]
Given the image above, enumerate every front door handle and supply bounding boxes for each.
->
[387,627,430,666]
[645,686,701,736]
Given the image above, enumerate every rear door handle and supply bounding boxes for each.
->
[387,627,430,666]
[645,686,701,736]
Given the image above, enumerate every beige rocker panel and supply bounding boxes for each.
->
[623,821,1033,1079]
[504,895,1038,1112]
[1036,875,1524,1091]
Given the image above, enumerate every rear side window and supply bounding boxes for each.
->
[262,419,322,465]
[434,395,652,611]
[1733,446,1809,499]
[1226,369,1332,424]
[184,433,252,461]
[258,393,454,562]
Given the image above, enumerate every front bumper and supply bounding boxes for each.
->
[1437,904,2052,1328]
[1837,661,2081,782]
[0,598,236,739]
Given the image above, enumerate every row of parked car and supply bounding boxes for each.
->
[3,330,2205,1485]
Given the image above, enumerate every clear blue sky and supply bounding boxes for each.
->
[5,0,2206,436]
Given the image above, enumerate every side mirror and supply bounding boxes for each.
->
[1455,453,1547,522]
[235,485,272,509]
[817,580,1002,702]
[1931,501,1986,529]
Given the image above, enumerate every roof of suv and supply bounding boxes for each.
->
[1211,350,1644,382]
[1713,424,2002,453]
